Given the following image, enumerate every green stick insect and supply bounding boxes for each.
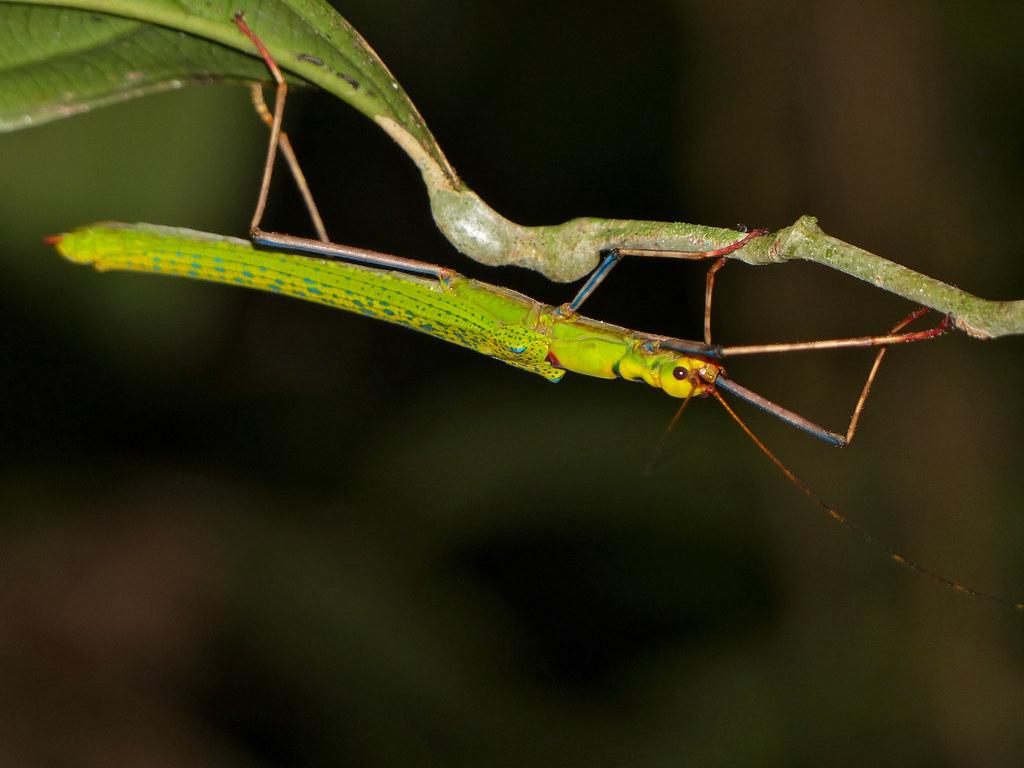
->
[48,221,1019,611]
[44,13,1022,610]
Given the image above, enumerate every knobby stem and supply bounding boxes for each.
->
[377,117,1023,339]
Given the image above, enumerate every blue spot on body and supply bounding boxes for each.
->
[307,287,323,296]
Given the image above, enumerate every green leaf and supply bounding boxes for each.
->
[0,5,272,131]
[0,0,455,185]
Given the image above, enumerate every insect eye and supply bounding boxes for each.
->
[672,366,689,380]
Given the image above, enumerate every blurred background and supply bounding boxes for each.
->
[1,0,1023,765]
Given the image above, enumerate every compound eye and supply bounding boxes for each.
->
[672,366,689,381]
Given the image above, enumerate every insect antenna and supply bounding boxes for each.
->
[711,389,1024,611]
[644,388,696,476]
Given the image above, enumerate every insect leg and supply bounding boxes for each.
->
[233,13,329,242]
[563,228,767,314]
[713,309,949,446]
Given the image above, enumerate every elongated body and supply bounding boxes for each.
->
[52,223,1019,608]
[52,223,722,399]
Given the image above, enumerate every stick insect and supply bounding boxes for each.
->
[225,11,951,450]
[48,217,1018,611]
[48,13,1022,610]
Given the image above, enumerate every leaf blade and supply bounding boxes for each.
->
[0,5,272,131]
[0,0,454,182]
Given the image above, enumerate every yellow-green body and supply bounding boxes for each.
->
[53,223,721,399]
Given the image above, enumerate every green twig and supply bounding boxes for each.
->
[405,144,1023,338]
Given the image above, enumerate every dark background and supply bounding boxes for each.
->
[1,1,1023,765]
